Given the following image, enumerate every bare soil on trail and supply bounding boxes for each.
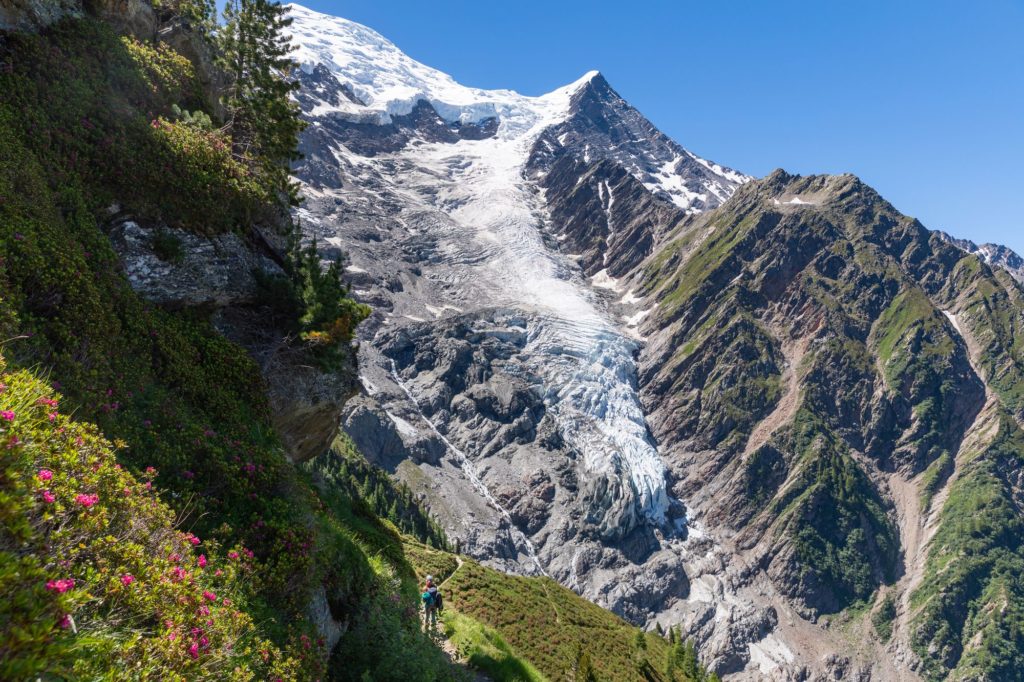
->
[423,557,493,682]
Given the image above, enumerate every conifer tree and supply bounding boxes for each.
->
[219,0,304,198]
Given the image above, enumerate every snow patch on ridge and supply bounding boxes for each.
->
[288,3,598,133]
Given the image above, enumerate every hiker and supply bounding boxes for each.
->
[422,574,443,632]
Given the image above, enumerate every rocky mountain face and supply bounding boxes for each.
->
[286,4,1024,680]
[936,230,1024,284]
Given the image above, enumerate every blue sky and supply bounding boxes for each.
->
[287,1,1024,253]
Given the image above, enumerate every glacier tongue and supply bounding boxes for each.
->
[376,73,672,528]
[287,3,687,585]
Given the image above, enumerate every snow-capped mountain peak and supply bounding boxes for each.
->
[287,3,598,135]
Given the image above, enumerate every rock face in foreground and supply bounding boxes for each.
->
[106,212,359,465]
[0,0,156,36]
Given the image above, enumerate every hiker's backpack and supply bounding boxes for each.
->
[427,585,441,611]
[421,591,434,608]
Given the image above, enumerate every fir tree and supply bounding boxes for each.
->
[219,0,304,198]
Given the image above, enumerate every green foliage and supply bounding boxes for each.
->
[0,356,302,680]
[403,541,460,586]
[152,228,186,263]
[0,14,400,682]
[871,594,896,641]
[0,22,271,236]
[305,435,450,551]
[665,640,702,682]
[255,239,370,371]
[439,560,703,682]
[443,611,548,682]
[324,555,454,682]
[219,0,305,199]
[172,103,215,131]
[293,240,371,368]
[574,648,598,682]
[910,418,1024,680]
[773,410,897,610]
[919,450,952,511]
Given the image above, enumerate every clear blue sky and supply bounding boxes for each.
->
[287,1,1024,253]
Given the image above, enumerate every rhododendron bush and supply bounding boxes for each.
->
[0,356,301,680]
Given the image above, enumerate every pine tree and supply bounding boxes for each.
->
[219,0,304,198]
[679,638,704,675]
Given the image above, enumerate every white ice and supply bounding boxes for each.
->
[288,3,673,527]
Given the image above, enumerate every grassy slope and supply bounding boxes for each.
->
[404,543,711,682]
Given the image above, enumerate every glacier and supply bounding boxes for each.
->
[288,2,673,530]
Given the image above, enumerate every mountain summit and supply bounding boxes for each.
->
[286,4,1024,680]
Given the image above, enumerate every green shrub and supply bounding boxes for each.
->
[443,611,548,682]
[872,594,896,641]
[0,355,302,680]
[153,228,185,263]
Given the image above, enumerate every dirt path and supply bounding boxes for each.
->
[424,556,494,681]
[441,555,464,587]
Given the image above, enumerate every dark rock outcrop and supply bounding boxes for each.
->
[106,211,359,464]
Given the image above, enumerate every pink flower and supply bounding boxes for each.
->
[187,534,200,546]
[227,551,239,561]
[120,574,135,586]
[59,614,72,629]
[199,636,209,648]
[202,590,217,602]
[170,566,187,582]
[198,604,210,616]
[0,410,14,421]
[41,490,55,503]
[75,493,99,508]
[46,578,75,593]
[168,631,177,642]
[197,554,207,568]
[48,412,57,422]
[188,642,199,659]
[37,397,58,407]
[38,469,53,481]
[144,466,157,476]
